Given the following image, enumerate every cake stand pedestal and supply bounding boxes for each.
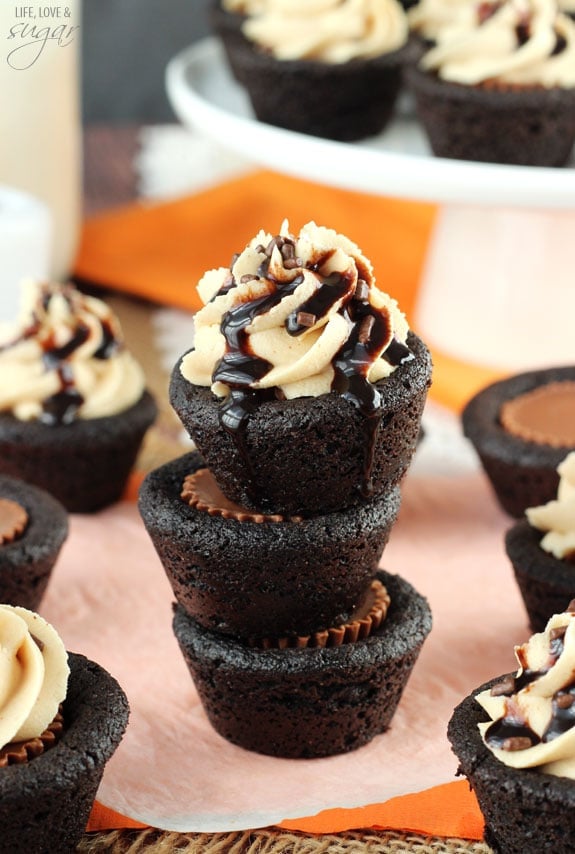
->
[166,37,575,375]
[414,203,575,372]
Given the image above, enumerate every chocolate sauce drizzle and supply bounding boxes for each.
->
[484,623,575,752]
[1,284,121,425]
[212,233,413,502]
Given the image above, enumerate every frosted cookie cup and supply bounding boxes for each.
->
[170,221,432,518]
[448,605,575,854]
[0,606,129,853]
[506,452,575,632]
[0,280,157,512]
[212,0,412,140]
[406,0,575,165]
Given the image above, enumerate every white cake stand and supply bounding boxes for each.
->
[166,38,575,373]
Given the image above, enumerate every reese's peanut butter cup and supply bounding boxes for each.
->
[0,710,64,768]
[500,382,575,448]
[181,467,301,522]
[251,579,391,649]
[0,498,28,545]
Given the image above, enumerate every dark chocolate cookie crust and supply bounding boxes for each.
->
[173,570,432,758]
[0,475,68,611]
[0,391,157,513]
[506,520,575,633]
[448,678,575,854]
[406,64,575,166]
[0,652,129,854]
[139,451,401,640]
[462,366,575,518]
[170,332,432,518]
[213,4,413,142]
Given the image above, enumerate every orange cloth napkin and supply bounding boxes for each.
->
[75,171,495,840]
[74,169,505,414]
[87,780,483,838]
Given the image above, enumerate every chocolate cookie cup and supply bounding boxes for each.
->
[173,570,432,758]
[139,451,401,640]
[406,65,575,166]
[462,366,575,518]
[0,475,68,611]
[0,391,157,513]
[0,652,129,854]
[448,678,575,854]
[505,520,575,633]
[213,7,411,141]
[171,331,431,519]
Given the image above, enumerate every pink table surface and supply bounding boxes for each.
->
[40,465,527,833]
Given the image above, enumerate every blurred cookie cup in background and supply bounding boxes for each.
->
[462,365,575,518]
[406,0,575,166]
[0,475,68,611]
[506,451,575,632]
[211,0,412,141]
[0,280,157,513]
[0,605,129,852]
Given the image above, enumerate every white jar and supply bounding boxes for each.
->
[0,0,82,281]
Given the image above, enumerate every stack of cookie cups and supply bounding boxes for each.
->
[139,224,433,758]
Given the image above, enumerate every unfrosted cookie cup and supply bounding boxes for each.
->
[462,366,575,518]
[0,475,68,610]
[173,570,432,758]
[139,451,401,640]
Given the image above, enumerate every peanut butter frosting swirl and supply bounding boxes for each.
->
[476,603,575,777]
[409,0,475,42]
[0,280,145,424]
[526,451,575,561]
[223,0,408,62]
[420,0,575,87]
[0,605,69,751]
[181,220,412,410]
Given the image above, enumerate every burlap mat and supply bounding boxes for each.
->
[79,828,492,853]
[75,294,490,852]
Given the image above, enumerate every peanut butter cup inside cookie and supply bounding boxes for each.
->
[139,451,401,640]
[462,365,575,518]
[0,709,64,768]
[0,475,67,611]
[173,570,432,758]
[500,382,575,447]
[252,578,391,649]
[0,499,28,545]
